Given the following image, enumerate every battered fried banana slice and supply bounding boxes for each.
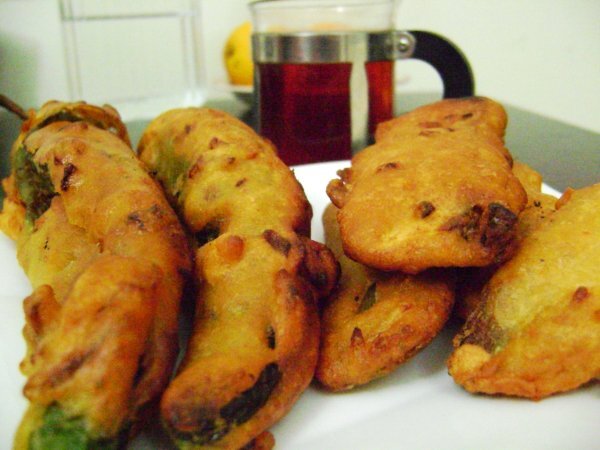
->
[1,101,192,448]
[327,97,527,274]
[455,161,558,320]
[138,108,338,449]
[448,184,600,399]
[316,204,455,391]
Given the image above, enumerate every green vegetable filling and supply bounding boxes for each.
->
[174,363,282,446]
[358,282,377,312]
[29,404,121,450]
[151,142,191,201]
[12,107,128,222]
[13,145,56,222]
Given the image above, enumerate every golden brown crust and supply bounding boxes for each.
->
[454,161,558,320]
[448,184,600,399]
[0,175,25,239]
[24,122,192,416]
[138,107,312,238]
[327,97,527,274]
[242,431,275,450]
[138,108,339,449]
[316,204,455,391]
[3,102,192,444]
[23,255,162,436]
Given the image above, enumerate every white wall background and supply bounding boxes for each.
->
[396,0,600,133]
[0,0,598,132]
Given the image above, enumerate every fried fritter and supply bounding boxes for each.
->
[316,204,455,391]
[1,101,192,448]
[448,183,600,399]
[327,97,527,274]
[137,108,338,449]
[454,161,558,320]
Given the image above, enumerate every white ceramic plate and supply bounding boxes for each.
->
[0,160,596,450]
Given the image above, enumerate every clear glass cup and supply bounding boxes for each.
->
[250,0,474,165]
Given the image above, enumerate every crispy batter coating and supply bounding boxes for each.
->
[138,108,312,238]
[1,101,192,448]
[316,204,455,391]
[138,108,338,449]
[454,161,558,320]
[448,183,600,399]
[0,101,129,241]
[326,97,527,274]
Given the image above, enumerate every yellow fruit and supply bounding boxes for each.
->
[224,21,254,86]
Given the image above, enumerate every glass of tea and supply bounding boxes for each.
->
[250,0,474,166]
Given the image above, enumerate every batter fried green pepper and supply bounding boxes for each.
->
[138,108,338,449]
[0,101,192,449]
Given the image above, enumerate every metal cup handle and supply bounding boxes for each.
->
[390,30,475,98]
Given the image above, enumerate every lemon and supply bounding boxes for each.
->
[223,21,254,86]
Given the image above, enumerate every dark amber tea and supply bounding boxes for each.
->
[258,60,394,166]
[252,1,473,166]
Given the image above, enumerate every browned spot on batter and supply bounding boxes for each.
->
[337,168,352,183]
[376,162,402,172]
[297,238,339,299]
[439,205,484,241]
[235,178,247,187]
[350,327,364,347]
[400,324,415,337]
[326,179,348,209]
[60,163,77,191]
[44,348,96,388]
[216,235,245,262]
[482,203,518,254]
[266,325,276,350]
[127,211,145,230]
[416,201,436,218]
[419,121,441,128]
[149,204,163,218]
[572,286,590,304]
[263,230,291,256]
[188,161,202,179]
[208,137,223,149]
[458,303,506,353]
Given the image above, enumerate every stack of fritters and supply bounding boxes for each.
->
[319,97,526,390]
[3,94,596,450]
[322,96,599,399]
